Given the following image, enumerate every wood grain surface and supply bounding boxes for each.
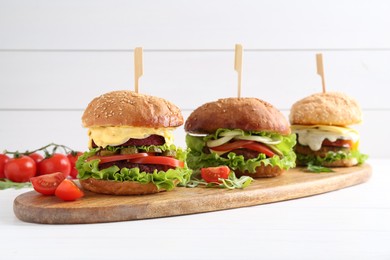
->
[13,164,372,224]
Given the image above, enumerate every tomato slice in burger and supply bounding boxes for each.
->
[30,172,66,195]
[211,140,275,157]
[322,139,353,148]
[87,153,149,164]
[129,156,185,168]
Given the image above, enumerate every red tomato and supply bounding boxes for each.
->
[129,156,185,168]
[38,153,71,177]
[4,156,37,182]
[211,140,276,157]
[322,139,353,148]
[201,166,231,183]
[87,153,149,164]
[28,153,44,164]
[241,142,275,157]
[30,172,66,195]
[0,154,10,178]
[55,179,84,201]
[67,152,83,179]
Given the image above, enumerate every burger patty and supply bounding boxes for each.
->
[99,160,175,173]
[92,134,165,148]
[294,143,350,157]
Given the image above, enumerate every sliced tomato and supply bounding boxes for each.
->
[201,166,230,183]
[322,139,353,148]
[210,140,275,157]
[242,142,275,157]
[30,172,66,195]
[129,156,185,168]
[55,179,84,201]
[210,140,253,151]
[87,153,149,164]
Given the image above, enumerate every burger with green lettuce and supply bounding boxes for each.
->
[185,97,296,178]
[76,90,192,195]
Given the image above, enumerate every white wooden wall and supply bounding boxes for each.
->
[0,0,389,158]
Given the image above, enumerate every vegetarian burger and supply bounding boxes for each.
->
[289,91,367,167]
[184,97,296,178]
[76,90,192,195]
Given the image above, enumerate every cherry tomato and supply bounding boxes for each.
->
[38,153,71,177]
[4,156,37,182]
[28,153,44,164]
[55,179,84,201]
[201,166,231,183]
[67,152,83,179]
[129,156,185,168]
[0,154,10,178]
[30,172,66,195]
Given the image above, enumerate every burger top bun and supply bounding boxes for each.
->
[82,90,183,128]
[289,92,362,126]
[184,97,291,135]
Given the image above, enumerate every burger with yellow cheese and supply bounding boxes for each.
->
[76,90,192,195]
[289,91,368,167]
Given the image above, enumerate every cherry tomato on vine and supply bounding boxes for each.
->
[67,152,83,179]
[0,154,10,178]
[4,156,37,182]
[28,153,44,164]
[55,179,84,201]
[38,153,71,177]
[30,172,66,195]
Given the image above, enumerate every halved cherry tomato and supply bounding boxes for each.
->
[0,154,10,178]
[322,139,353,148]
[129,156,185,168]
[201,166,231,183]
[211,140,275,157]
[67,152,83,179]
[4,156,37,182]
[38,153,71,177]
[55,179,84,201]
[87,153,149,164]
[30,172,66,195]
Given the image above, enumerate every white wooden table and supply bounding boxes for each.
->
[1,158,389,260]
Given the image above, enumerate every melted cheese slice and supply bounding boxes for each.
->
[291,125,360,151]
[88,126,175,148]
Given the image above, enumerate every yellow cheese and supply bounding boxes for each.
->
[88,126,175,148]
[291,125,360,151]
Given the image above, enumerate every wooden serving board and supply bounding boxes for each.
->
[14,164,372,224]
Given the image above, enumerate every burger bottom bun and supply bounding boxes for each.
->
[296,157,358,167]
[79,178,168,195]
[234,163,284,178]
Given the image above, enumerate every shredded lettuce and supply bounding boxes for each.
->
[186,129,297,173]
[296,150,368,166]
[76,145,192,191]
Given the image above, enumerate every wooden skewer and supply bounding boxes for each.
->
[134,47,143,93]
[234,44,243,98]
[316,53,326,93]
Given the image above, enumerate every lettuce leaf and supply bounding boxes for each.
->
[76,146,192,191]
[186,129,297,173]
[296,150,368,166]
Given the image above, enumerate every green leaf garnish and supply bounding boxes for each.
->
[307,163,334,173]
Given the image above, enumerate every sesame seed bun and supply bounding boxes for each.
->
[82,90,183,128]
[184,97,291,135]
[289,92,362,126]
